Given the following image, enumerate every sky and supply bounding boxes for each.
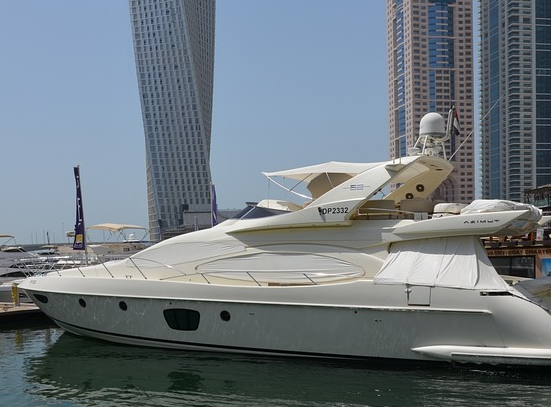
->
[0,0,388,244]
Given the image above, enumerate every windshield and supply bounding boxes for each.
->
[231,204,291,220]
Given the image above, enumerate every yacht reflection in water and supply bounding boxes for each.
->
[24,332,551,407]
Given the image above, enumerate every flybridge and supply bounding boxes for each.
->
[261,109,459,215]
[226,154,454,233]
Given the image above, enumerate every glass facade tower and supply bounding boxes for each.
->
[387,0,475,203]
[128,0,215,241]
[479,0,551,201]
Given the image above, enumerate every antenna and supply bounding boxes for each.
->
[448,95,504,161]
[409,112,448,158]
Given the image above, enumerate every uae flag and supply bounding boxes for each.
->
[452,108,460,136]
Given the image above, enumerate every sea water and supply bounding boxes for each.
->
[2,318,551,407]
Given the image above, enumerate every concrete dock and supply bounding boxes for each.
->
[0,302,44,322]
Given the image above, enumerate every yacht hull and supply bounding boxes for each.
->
[21,277,551,366]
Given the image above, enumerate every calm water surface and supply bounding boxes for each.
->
[2,317,551,407]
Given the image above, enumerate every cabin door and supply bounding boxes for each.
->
[406,285,431,306]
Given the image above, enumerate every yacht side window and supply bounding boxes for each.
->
[231,204,290,220]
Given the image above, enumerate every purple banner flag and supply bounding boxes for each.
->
[73,166,86,250]
[211,183,218,227]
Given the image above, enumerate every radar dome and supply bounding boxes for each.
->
[419,112,447,140]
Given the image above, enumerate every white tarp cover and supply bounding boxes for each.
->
[460,199,542,223]
[197,252,364,283]
[131,242,246,268]
[374,236,510,291]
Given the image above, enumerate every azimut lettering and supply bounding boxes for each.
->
[463,219,500,224]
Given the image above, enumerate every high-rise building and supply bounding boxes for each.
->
[128,0,216,241]
[386,0,475,203]
[479,0,551,201]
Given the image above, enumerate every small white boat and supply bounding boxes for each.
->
[19,112,551,367]
[58,223,149,263]
[1,234,41,303]
[1,234,36,279]
[86,223,149,260]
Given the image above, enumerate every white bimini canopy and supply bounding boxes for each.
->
[88,223,148,232]
[262,161,383,183]
[263,161,385,200]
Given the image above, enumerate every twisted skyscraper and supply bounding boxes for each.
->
[129,0,215,241]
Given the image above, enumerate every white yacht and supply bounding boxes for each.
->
[20,113,551,367]
[1,234,35,279]
[1,234,40,303]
